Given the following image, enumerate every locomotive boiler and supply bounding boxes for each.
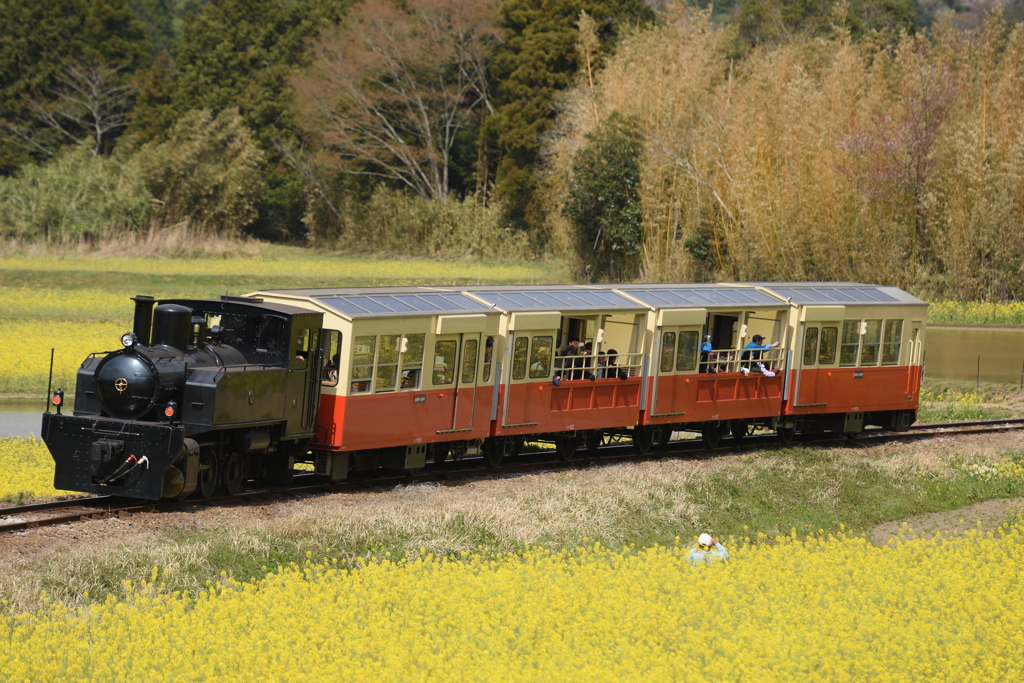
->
[41,295,324,501]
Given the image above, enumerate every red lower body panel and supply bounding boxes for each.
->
[784,365,921,415]
[644,372,783,425]
[495,377,641,436]
[314,387,493,451]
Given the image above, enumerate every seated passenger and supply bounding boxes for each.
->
[598,349,628,379]
[263,337,281,354]
[323,354,340,383]
[401,370,419,388]
[741,335,779,368]
[577,342,596,380]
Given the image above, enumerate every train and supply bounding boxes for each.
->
[41,282,926,501]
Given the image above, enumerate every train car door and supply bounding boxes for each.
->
[430,332,482,431]
[284,313,324,436]
[794,306,843,408]
[651,309,705,418]
[502,312,561,429]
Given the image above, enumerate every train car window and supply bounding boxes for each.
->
[839,321,860,366]
[819,327,838,365]
[882,320,902,365]
[660,331,676,373]
[322,330,341,386]
[512,337,529,380]
[375,335,401,391]
[257,318,285,355]
[482,336,494,383]
[432,340,458,385]
[860,319,882,366]
[401,333,425,389]
[803,327,819,366]
[676,331,698,372]
[462,339,479,384]
[350,336,376,393]
[529,336,553,378]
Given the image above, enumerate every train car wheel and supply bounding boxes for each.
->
[632,426,656,455]
[197,450,218,499]
[221,452,244,496]
[731,420,749,441]
[556,434,582,461]
[777,425,795,444]
[585,430,603,452]
[483,437,509,467]
[701,425,722,449]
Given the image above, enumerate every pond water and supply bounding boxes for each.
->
[0,405,47,438]
[925,325,1024,385]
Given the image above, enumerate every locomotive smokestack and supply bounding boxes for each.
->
[151,304,192,352]
[131,295,156,346]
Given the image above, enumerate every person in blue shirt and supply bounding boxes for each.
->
[688,533,730,566]
[700,335,714,372]
[742,334,779,369]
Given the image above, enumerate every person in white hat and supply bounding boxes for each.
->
[688,532,730,566]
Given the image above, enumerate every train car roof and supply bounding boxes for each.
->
[444,286,648,312]
[609,284,787,309]
[254,287,495,319]
[743,283,927,306]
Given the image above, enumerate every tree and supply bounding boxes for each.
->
[0,0,150,172]
[291,0,500,201]
[563,111,643,281]
[127,0,349,239]
[137,108,266,232]
[29,63,136,156]
[484,0,655,232]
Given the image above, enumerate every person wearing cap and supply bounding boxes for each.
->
[742,334,779,369]
[700,335,714,372]
[688,533,730,566]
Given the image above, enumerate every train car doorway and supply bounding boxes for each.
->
[432,332,481,432]
[711,314,738,349]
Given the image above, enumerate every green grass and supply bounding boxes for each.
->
[917,376,1022,422]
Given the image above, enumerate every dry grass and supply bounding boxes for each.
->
[0,221,269,260]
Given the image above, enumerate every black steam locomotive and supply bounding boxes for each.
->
[41,295,325,501]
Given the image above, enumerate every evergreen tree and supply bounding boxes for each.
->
[0,0,150,173]
[129,0,349,239]
[563,111,643,281]
[485,0,654,233]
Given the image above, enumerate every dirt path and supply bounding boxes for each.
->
[870,497,1024,546]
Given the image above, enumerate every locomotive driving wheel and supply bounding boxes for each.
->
[197,449,218,499]
[221,452,244,496]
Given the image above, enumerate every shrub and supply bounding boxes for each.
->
[136,109,266,234]
[307,186,531,261]
[0,144,151,243]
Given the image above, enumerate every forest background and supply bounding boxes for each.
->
[2,0,1024,300]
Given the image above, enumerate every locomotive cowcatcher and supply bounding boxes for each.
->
[41,295,324,500]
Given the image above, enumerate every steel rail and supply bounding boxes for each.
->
[4,418,1023,534]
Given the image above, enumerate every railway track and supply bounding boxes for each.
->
[3,417,1022,534]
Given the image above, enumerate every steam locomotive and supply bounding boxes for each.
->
[41,295,324,500]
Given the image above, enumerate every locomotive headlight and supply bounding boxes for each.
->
[121,332,137,348]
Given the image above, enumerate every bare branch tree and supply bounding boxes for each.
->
[290,0,500,200]
[26,63,135,155]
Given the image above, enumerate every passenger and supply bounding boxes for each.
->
[555,338,580,383]
[323,353,340,383]
[706,351,720,374]
[263,336,280,354]
[687,533,730,566]
[602,349,628,380]
[577,341,596,380]
[700,335,713,372]
[741,334,779,368]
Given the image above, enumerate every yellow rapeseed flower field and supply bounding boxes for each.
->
[1,529,1022,681]
[0,437,65,501]
[0,320,125,395]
